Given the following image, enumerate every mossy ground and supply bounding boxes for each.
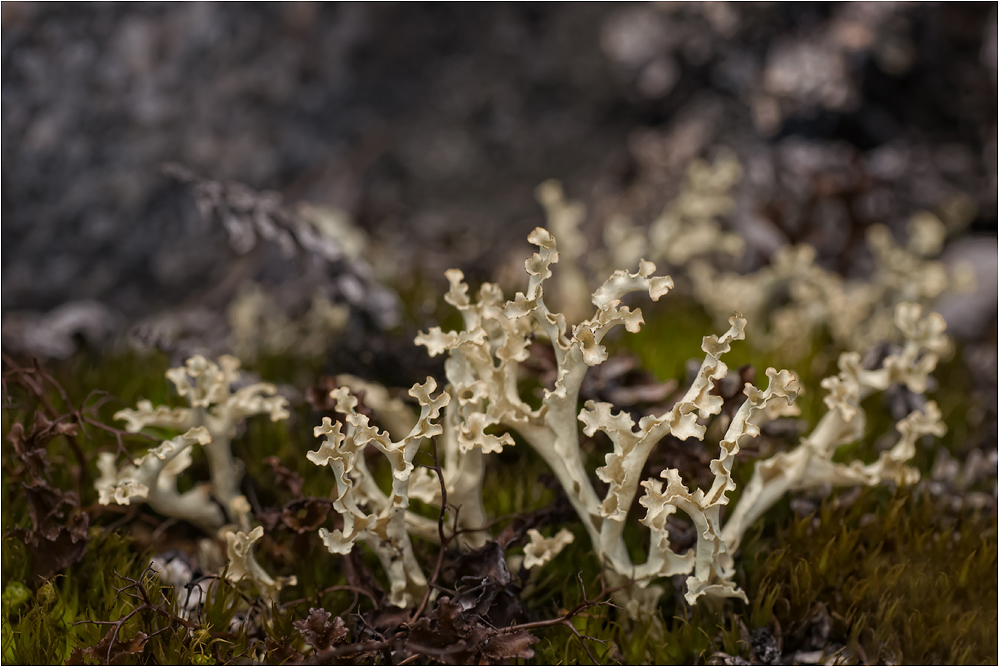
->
[2,302,996,664]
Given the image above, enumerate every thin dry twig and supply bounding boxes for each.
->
[409,436,450,624]
[279,585,379,612]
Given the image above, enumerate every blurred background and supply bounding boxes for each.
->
[2,2,996,359]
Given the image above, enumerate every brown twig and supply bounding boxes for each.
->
[279,584,379,612]
[3,353,89,485]
[408,436,450,624]
[491,572,621,664]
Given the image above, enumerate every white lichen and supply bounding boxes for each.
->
[307,378,450,607]
[102,354,293,599]
[112,354,289,527]
[95,426,221,530]
[224,525,297,603]
[399,228,947,614]
[523,528,576,570]
[688,211,970,359]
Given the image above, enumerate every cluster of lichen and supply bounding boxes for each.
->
[3,301,995,665]
[2,158,995,665]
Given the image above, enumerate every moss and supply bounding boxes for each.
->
[2,532,139,665]
[617,295,715,385]
[2,317,995,665]
[1,528,261,665]
[523,537,720,665]
[737,488,997,665]
[520,486,998,665]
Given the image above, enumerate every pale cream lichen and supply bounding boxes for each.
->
[604,151,745,275]
[228,282,349,360]
[107,224,950,618]
[546,151,967,365]
[102,354,293,599]
[671,302,944,602]
[523,528,576,570]
[112,354,289,527]
[95,427,221,530]
[307,378,450,607]
[393,228,948,614]
[689,211,969,359]
[224,525,297,603]
[540,152,744,325]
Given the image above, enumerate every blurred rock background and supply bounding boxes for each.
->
[2,2,996,355]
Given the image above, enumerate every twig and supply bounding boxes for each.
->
[279,585,379,611]
[408,436,449,624]
[299,636,401,664]
[3,354,89,486]
[491,572,623,665]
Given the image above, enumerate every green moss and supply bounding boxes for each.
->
[2,532,138,665]
[1,527,265,665]
[617,295,715,384]
[737,488,997,665]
